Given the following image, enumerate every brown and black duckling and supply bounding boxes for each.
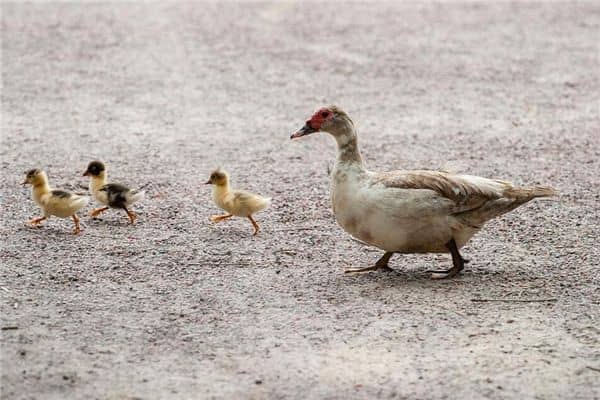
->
[83,161,145,224]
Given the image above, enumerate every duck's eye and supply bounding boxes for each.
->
[321,111,329,118]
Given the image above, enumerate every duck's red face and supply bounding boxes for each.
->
[291,108,334,139]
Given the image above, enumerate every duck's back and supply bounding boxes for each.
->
[43,191,89,218]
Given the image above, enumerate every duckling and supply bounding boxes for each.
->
[205,169,271,235]
[83,161,145,224]
[22,169,89,234]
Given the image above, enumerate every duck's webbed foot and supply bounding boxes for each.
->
[89,206,109,218]
[429,239,466,279]
[27,216,47,226]
[210,214,232,224]
[345,252,394,274]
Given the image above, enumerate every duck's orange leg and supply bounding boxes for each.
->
[71,214,81,235]
[27,216,47,226]
[89,206,109,218]
[210,214,232,223]
[248,215,260,236]
[123,207,137,224]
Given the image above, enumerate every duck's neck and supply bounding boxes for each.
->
[90,173,107,193]
[32,180,50,202]
[212,183,231,199]
[333,119,365,170]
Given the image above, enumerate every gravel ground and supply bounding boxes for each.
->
[1,2,599,399]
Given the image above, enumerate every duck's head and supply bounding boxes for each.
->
[22,168,46,186]
[205,169,228,186]
[291,106,354,140]
[83,160,106,178]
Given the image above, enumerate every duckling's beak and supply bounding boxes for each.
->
[290,122,318,139]
[82,171,89,177]
[21,179,28,186]
[204,179,212,185]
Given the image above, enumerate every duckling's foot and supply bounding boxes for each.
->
[27,216,47,226]
[71,215,81,235]
[210,214,232,223]
[345,252,394,274]
[248,215,260,236]
[89,206,109,218]
[429,239,465,279]
[123,207,137,224]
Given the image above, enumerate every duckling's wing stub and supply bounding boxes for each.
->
[51,190,72,199]
[101,183,131,208]
[230,190,270,216]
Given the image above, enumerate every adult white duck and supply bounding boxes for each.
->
[291,106,556,279]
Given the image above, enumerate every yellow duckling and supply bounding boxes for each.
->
[22,169,89,234]
[205,169,271,235]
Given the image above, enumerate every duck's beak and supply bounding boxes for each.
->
[21,180,28,186]
[82,171,89,177]
[204,179,212,185]
[290,122,318,139]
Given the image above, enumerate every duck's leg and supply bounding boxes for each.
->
[210,214,232,223]
[27,216,47,226]
[71,214,81,235]
[123,207,137,224]
[248,215,260,236]
[344,252,394,274]
[429,239,465,279]
[89,206,109,218]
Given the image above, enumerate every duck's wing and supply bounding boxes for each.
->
[373,170,509,212]
[50,189,72,199]
[372,170,555,224]
[230,190,270,214]
[45,190,89,214]
[100,183,131,208]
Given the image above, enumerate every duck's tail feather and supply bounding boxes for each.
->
[73,195,90,211]
[458,185,557,227]
[504,185,558,200]
[129,190,145,204]
[255,197,271,212]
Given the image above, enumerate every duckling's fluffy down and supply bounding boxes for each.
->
[38,192,89,218]
[219,190,271,217]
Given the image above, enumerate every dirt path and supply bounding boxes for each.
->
[1,3,599,399]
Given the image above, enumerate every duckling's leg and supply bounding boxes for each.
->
[89,206,109,218]
[248,215,260,236]
[71,214,81,235]
[210,214,232,223]
[27,216,47,226]
[429,239,465,279]
[123,207,137,224]
[344,252,394,274]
